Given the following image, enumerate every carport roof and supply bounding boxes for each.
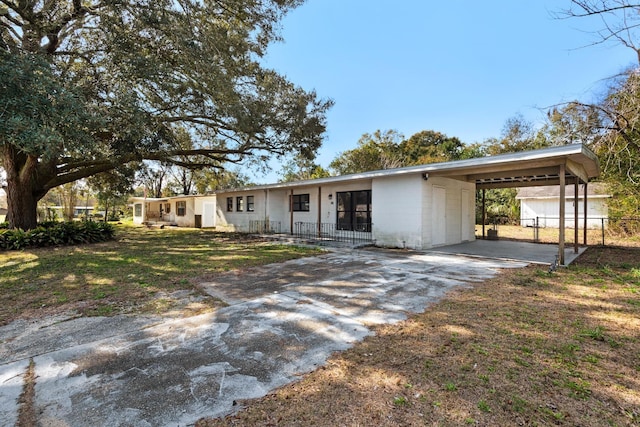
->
[217,144,599,193]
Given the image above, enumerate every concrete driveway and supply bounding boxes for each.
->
[0,247,528,426]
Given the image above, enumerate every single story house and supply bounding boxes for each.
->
[131,144,600,261]
[517,183,610,229]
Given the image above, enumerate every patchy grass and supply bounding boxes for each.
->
[0,224,321,325]
[198,246,640,427]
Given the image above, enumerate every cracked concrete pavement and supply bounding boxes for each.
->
[0,247,528,426]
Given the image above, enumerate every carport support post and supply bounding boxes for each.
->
[583,182,588,245]
[574,180,579,254]
[559,164,566,265]
[481,189,486,239]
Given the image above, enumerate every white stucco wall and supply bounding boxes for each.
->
[214,190,268,232]
[171,197,196,227]
[372,175,423,249]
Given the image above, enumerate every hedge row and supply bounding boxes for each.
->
[0,221,115,250]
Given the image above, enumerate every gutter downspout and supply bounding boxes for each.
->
[317,186,322,238]
[264,189,269,232]
[289,189,293,235]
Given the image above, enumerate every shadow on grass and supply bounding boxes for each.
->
[0,226,321,325]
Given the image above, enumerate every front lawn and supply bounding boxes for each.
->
[0,224,321,325]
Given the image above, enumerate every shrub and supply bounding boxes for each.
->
[0,221,115,251]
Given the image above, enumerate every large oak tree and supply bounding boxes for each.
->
[0,0,332,229]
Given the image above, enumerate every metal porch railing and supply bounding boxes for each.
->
[293,221,373,245]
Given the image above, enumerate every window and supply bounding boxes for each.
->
[165,203,171,214]
[226,197,233,212]
[176,201,186,216]
[236,196,244,212]
[337,190,371,231]
[291,194,310,212]
[134,203,142,217]
[247,195,255,212]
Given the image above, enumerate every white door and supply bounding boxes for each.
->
[432,186,446,246]
[202,202,216,227]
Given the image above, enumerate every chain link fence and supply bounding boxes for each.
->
[479,217,640,246]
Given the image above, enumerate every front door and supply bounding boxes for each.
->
[202,202,216,227]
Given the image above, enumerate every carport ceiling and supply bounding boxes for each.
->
[428,144,600,189]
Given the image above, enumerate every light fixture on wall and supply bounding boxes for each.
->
[328,194,333,200]
[422,173,429,181]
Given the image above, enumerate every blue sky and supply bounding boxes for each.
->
[257,0,635,182]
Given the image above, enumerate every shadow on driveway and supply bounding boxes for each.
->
[0,247,528,426]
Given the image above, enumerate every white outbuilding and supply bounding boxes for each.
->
[517,183,610,229]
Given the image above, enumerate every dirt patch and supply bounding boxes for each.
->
[16,358,36,427]
[197,246,640,426]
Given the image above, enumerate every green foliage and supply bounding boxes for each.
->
[399,130,465,164]
[476,188,520,224]
[1,0,332,230]
[329,129,475,175]
[0,222,115,251]
[329,129,405,175]
[0,52,98,158]
[279,155,331,182]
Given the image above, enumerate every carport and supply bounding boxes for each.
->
[425,144,600,265]
[434,239,585,265]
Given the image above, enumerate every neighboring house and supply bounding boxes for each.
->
[131,195,218,228]
[43,206,95,219]
[131,144,600,251]
[517,183,610,229]
[0,207,7,223]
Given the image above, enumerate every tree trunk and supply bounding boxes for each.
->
[60,183,78,222]
[2,145,44,230]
